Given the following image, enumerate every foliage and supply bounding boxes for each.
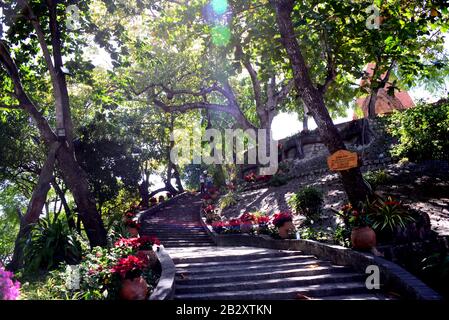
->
[288,187,323,216]
[268,174,288,187]
[218,191,238,209]
[332,225,351,248]
[387,101,449,161]
[363,170,391,190]
[368,197,415,232]
[23,217,82,274]
[0,265,20,300]
[299,227,328,242]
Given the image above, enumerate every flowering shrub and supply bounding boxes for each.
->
[272,212,293,228]
[114,236,160,251]
[227,219,241,233]
[203,204,216,213]
[211,221,226,234]
[244,172,256,182]
[124,212,135,220]
[240,212,256,223]
[0,265,20,300]
[111,253,149,279]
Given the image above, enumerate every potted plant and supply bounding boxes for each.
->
[125,220,141,237]
[338,203,376,250]
[239,212,255,233]
[111,254,149,300]
[272,212,295,239]
[256,216,270,234]
[137,236,160,268]
[211,221,226,234]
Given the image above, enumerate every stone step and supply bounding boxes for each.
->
[174,281,370,300]
[175,273,365,294]
[172,250,301,264]
[175,265,352,285]
[175,254,316,269]
[163,243,216,248]
[144,230,209,235]
[316,293,392,300]
[175,258,325,275]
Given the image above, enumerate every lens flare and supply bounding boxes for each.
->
[211,25,231,46]
[211,0,228,15]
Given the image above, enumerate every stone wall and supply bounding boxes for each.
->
[241,117,397,178]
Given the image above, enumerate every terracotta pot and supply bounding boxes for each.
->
[278,221,295,239]
[128,227,139,237]
[351,226,376,250]
[119,276,148,300]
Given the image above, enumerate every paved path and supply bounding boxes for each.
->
[140,193,391,300]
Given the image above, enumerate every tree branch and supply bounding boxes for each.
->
[235,43,263,111]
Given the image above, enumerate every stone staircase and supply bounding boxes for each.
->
[140,193,391,300]
[169,247,391,300]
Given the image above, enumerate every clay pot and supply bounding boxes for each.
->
[119,276,148,300]
[351,226,376,250]
[278,221,295,239]
[128,227,139,237]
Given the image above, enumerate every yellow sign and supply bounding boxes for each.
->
[327,150,359,171]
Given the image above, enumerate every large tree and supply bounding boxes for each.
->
[0,0,108,269]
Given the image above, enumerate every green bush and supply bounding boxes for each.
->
[288,186,323,216]
[218,191,238,209]
[387,101,449,161]
[363,170,391,190]
[23,217,82,274]
[268,174,288,187]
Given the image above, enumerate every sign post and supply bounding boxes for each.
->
[327,150,359,171]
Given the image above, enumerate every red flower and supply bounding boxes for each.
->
[229,218,241,227]
[272,212,293,228]
[240,212,255,222]
[204,204,216,213]
[257,216,270,224]
[114,237,140,248]
[139,235,160,247]
[111,255,149,278]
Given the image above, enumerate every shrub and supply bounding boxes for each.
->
[387,101,449,161]
[218,191,238,209]
[268,174,288,187]
[0,265,20,300]
[23,217,82,274]
[363,170,391,190]
[288,186,323,216]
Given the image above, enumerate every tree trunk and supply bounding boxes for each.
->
[139,180,150,208]
[51,179,76,230]
[272,0,371,207]
[56,145,108,247]
[7,142,60,271]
